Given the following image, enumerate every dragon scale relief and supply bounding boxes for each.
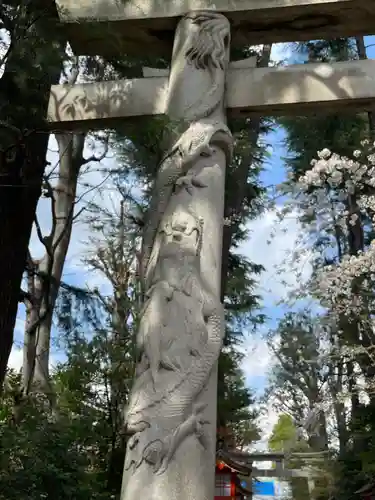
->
[122,11,233,489]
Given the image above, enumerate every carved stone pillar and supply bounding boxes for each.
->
[121,11,232,500]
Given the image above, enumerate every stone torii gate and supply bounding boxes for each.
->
[51,2,375,500]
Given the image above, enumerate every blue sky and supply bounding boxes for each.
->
[8,36,375,447]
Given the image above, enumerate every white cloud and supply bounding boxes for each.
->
[7,346,23,372]
[239,333,281,451]
[241,334,273,381]
[244,394,281,455]
[238,209,311,303]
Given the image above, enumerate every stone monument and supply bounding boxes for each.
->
[50,1,375,499]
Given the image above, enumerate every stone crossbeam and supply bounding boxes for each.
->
[252,467,310,478]
[56,0,375,56]
[48,59,375,130]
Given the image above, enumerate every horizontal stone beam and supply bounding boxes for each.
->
[56,0,375,56]
[48,59,375,130]
[252,468,310,478]
[48,77,169,129]
[227,450,285,461]
[229,58,375,116]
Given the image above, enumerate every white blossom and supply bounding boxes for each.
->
[278,144,375,316]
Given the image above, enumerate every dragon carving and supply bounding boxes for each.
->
[141,118,233,288]
[123,10,232,477]
[125,207,225,474]
[184,11,231,120]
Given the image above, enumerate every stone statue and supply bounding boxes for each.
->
[121,11,233,500]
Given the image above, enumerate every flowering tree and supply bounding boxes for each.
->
[299,146,375,318]
[266,37,375,499]
[269,143,375,454]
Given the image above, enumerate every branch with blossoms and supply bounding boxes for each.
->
[300,145,375,318]
[264,142,375,411]
[268,143,375,311]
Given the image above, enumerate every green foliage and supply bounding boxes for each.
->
[280,112,367,179]
[0,0,65,131]
[269,414,298,451]
[268,416,331,500]
[279,39,368,181]
[0,389,104,499]
[217,360,260,446]
[53,331,130,498]
[218,253,264,445]
[267,311,328,441]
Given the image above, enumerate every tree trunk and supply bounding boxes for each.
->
[355,35,375,138]
[330,361,348,454]
[307,402,329,452]
[23,255,44,395]
[22,133,85,395]
[0,0,63,393]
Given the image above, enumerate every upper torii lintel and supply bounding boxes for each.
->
[56,0,375,57]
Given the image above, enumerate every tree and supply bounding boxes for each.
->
[217,249,264,447]
[268,415,332,500]
[268,415,309,500]
[21,125,110,400]
[269,414,300,452]
[0,0,65,391]
[267,311,329,452]
[271,37,375,500]
[0,371,101,500]
[50,187,140,497]
[279,38,367,179]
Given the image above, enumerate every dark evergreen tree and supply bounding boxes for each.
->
[0,1,65,391]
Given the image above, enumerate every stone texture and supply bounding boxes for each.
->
[56,0,375,56]
[47,77,168,129]
[120,11,232,500]
[229,59,375,116]
[48,59,375,130]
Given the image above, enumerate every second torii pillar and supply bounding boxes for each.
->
[121,11,232,500]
